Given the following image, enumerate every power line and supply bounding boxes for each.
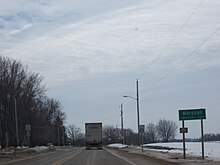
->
[138,0,204,79]
[140,26,220,93]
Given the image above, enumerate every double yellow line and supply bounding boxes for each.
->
[52,149,82,165]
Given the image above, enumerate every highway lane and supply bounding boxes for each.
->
[0,147,180,165]
[58,148,180,165]
[0,147,81,165]
[60,148,133,165]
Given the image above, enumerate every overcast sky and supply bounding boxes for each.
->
[0,0,220,138]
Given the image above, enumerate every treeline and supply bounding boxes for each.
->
[65,125,139,146]
[65,119,178,147]
[102,125,140,145]
[102,119,178,145]
[204,133,220,141]
[0,56,66,148]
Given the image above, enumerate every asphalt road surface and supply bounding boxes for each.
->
[0,147,179,165]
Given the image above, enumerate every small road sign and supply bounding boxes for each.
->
[139,125,145,133]
[26,125,31,131]
[180,127,188,133]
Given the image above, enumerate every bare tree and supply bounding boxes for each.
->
[102,125,139,145]
[157,119,178,142]
[145,122,157,143]
[67,125,81,145]
[0,56,65,147]
[102,125,121,144]
[123,128,139,145]
[102,125,115,144]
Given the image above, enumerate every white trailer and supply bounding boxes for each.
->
[85,123,102,150]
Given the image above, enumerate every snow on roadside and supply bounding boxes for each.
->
[30,146,49,152]
[144,141,220,161]
[0,146,49,155]
[107,143,128,149]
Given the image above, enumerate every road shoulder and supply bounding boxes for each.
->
[107,146,220,165]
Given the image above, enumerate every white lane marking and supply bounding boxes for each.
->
[105,148,137,165]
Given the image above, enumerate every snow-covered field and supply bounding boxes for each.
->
[144,141,220,161]
[108,141,220,163]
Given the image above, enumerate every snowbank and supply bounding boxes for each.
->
[30,146,49,152]
[107,143,128,149]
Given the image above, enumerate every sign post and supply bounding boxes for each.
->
[181,120,186,159]
[26,125,31,147]
[139,125,145,152]
[179,108,206,159]
[201,119,204,159]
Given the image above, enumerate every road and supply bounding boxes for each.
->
[0,147,179,165]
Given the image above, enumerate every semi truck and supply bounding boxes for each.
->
[85,123,102,150]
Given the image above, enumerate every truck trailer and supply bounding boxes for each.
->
[85,123,102,150]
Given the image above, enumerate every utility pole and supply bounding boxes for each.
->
[57,121,60,146]
[120,103,124,144]
[136,79,140,132]
[136,79,140,146]
[14,98,19,147]
[123,79,141,146]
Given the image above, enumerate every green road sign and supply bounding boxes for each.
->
[179,108,206,120]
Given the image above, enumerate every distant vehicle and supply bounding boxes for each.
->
[85,123,102,150]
